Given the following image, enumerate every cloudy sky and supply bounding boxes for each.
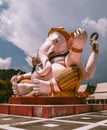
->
[0,0,107,84]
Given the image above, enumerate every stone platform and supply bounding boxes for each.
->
[9,96,86,105]
[0,96,107,118]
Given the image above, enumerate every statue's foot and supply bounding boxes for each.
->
[12,82,19,95]
[12,82,33,96]
[33,79,51,96]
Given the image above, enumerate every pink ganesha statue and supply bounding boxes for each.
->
[11,27,99,97]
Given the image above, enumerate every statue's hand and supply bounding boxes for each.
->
[11,75,18,84]
[11,71,22,84]
[90,39,99,54]
[72,28,87,49]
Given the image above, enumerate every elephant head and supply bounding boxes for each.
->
[35,27,71,76]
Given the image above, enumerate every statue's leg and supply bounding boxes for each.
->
[11,70,50,96]
[54,65,83,96]
[32,65,83,97]
[32,63,64,96]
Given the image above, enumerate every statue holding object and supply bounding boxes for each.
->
[11,27,99,97]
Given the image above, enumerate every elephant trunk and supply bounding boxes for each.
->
[35,45,55,76]
[36,59,51,76]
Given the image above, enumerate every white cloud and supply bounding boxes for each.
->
[0,0,44,57]
[0,0,60,66]
[0,57,11,69]
[0,0,3,6]
[82,17,107,37]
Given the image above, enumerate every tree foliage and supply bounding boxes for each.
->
[0,69,25,103]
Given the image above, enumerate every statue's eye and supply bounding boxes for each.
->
[55,38,59,43]
[52,38,59,44]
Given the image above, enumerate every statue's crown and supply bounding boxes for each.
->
[48,26,70,41]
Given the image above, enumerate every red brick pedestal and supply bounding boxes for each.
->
[9,96,86,105]
[0,96,106,118]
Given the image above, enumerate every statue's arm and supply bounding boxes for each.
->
[82,40,99,80]
[11,72,31,84]
[17,72,31,82]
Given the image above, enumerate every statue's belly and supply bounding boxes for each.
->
[51,63,66,77]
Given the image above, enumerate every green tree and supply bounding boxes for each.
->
[0,69,25,103]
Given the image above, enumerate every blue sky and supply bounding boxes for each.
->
[0,0,107,84]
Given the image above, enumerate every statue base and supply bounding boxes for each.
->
[0,96,106,118]
[9,96,86,105]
